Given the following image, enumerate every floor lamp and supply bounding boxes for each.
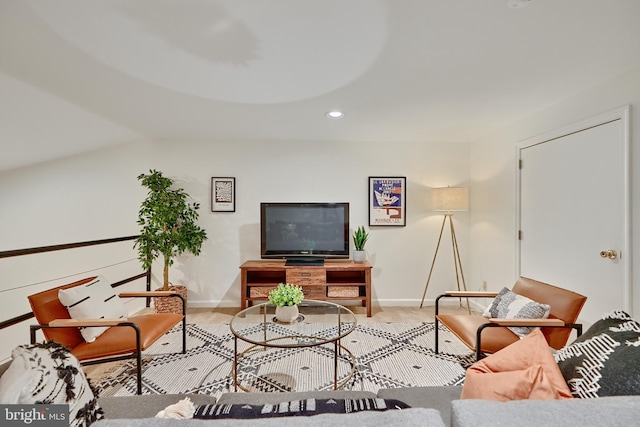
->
[419,187,469,310]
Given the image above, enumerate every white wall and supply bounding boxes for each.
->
[0,72,143,172]
[0,136,470,359]
[468,63,640,320]
[147,139,470,307]
[0,141,150,250]
[0,141,153,360]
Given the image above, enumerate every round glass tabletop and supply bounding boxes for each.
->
[230,299,357,347]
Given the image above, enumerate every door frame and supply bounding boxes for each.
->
[515,105,631,313]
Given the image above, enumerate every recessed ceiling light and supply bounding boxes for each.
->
[326,111,344,119]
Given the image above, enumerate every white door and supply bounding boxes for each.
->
[518,107,630,322]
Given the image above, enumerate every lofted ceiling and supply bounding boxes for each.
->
[1,0,640,171]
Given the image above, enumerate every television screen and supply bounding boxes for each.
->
[260,202,349,262]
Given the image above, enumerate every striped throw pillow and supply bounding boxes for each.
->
[58,276,127,343]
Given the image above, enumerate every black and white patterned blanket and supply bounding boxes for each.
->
[194,398,410,419]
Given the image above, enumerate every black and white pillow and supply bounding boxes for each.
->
[482,287,551,337]
[554,310,640,398]
[0,342,103,426]
[58,276,127,342]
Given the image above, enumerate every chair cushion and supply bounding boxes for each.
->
[70,313,184,361]
[482,287,550,337]
[0,342,103,427]
[436,313,520,354]
[58,276,127,343]
[461,328,572,401]
[554,310,640,398]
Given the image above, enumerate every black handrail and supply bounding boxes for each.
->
[0,235,151,330]
[0,235,139,259]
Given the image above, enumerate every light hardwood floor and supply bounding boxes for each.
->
[185,303,474,324]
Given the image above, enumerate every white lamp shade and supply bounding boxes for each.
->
[431,187,469,212]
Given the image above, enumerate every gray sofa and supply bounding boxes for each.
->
[4,356,640,426]
[95,387,640,427]
[0,355,445,426]
[97,388,453,427]
[100,387,450,427]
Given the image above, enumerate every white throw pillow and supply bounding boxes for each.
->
[0,342,103,426]
[58,275,127,343]
[482,287,551,337]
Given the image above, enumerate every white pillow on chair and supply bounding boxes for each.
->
[482,287,551,337]
[58,275,127,343]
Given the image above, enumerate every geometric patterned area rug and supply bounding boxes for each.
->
[91,322,474,400]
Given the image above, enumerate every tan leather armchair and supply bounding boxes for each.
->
[435,277,587,360]
[28,276,186,394]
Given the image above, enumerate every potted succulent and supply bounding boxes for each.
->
[268,283,304,323]
[135,169,208,313]
[353,226,370,263]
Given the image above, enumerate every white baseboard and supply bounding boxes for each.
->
[188,299,238,308]
[188,298,488,312]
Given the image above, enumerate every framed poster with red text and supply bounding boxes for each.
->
[368,176,406,226]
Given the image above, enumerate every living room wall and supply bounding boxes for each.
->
[0,141,153,359]
[146,139,470,308]
[0,133,471,353]
[468,63,640,321]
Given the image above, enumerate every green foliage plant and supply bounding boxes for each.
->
[135,169,208,291]
[268,283,304,307]
[353,226,370,251]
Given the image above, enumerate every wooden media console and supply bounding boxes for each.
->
[239,260,372,317]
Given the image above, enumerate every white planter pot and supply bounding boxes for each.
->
[353,250,366,263]
[275,305,299,323]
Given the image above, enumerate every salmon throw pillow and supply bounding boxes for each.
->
[461,328,572,401]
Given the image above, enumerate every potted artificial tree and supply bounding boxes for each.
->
[135,169,208,313]
[353,226,370,263]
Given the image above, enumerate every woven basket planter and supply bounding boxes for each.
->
[153,284,188,314]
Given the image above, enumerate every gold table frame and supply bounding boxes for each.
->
[229,300,357,392]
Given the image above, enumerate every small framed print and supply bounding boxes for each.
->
[211,177,235,212]
[369,176,406,226]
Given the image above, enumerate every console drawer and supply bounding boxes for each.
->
[286,269,326,286]
[301,286,326,299]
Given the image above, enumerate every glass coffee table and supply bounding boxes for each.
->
[229,300,357,392]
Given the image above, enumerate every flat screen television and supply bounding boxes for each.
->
[260,202,349,265]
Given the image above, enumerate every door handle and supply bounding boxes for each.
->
[599,249,618,260]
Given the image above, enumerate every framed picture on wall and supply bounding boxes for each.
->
[368,176,406,226]
[211,177,235,212]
